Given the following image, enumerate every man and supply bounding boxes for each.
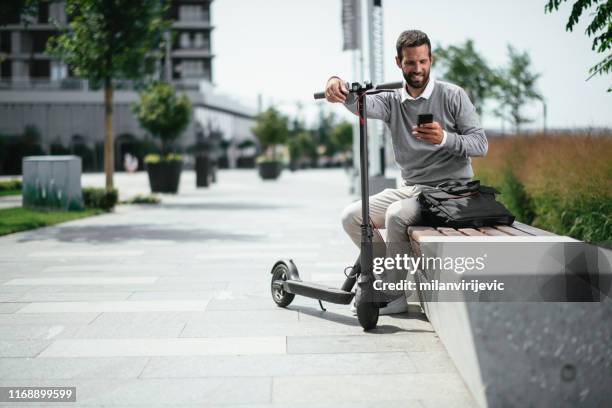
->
[325,30,488,314]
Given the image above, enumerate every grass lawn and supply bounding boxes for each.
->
[0,207,104,236]
[0,190,20,197]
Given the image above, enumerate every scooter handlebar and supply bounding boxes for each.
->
[375,81,403,90]
[313,81,403,100]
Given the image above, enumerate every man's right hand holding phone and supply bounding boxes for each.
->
[413,114,445,145]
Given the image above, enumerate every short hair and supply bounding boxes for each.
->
[396,30,431,59]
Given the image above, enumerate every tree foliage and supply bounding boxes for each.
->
[435,40,497,115]
[252,108,289,157]
[46,0,168,87]
[330,121,353,153]
[545,0,611,90]
[493,46,543,134]
[287,131,316,163]
[46,0,169,189]
[133,83,192,154]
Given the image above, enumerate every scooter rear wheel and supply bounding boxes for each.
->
[356,302,379,331]
[271,263,295,308]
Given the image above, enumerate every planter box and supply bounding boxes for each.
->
[146,161,182,193]
[258,161,282,180]
[22,155,83,210]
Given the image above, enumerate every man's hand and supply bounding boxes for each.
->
[325,77,349,103]
[412,122,444,145]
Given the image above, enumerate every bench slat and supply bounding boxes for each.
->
[511,222,556,236]
[457,228,486,236]
[436,227,465,236]
[478,227,509,236]
[408,226,443,242]
[494,225,532,236]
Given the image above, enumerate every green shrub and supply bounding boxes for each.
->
[125,194,160,204]
[0,179,22,191]
[82,187,118,211]
[473,135,611,244]
[498,166,535,224]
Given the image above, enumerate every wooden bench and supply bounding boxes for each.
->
[408,221,556,242]
[404,222,610,407]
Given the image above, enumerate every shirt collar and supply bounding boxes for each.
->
[401,75,436,102]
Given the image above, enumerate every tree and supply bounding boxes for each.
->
[316,109,337,155]
[251,107,289,159]
[287,131,315,168]
[545,0,611,91]
[330,121,353,153]
[47,0,168,190]
[435,40,497,116]
[493,46,543,134]
[132,83,191,155]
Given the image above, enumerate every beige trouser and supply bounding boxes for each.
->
[341,184,427,298]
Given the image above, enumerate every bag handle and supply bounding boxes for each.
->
[436,180,481,195]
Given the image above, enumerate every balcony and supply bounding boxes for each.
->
[171,49,213,59]
[172,20,213,30]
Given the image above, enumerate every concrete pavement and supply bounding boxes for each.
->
[0,169,477,407]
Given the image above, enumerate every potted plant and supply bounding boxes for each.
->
[252,107,288,180]
[133,83,191,193]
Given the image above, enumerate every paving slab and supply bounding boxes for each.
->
[141,352,417,378]
[0,357,149,379]
[272,373,472,403]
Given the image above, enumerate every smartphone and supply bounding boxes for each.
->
[417,113,434,127]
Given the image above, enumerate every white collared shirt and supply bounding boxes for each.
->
[401,75,447,146]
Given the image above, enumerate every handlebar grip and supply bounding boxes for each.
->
[375,81,403,90]
[313,91,326,100]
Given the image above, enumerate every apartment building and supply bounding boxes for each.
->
[0,0,255,174]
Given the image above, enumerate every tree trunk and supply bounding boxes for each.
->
[104,78,114,190]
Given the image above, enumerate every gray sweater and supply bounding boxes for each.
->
[344,79,488,186]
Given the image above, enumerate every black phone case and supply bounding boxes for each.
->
[417,114,434,126]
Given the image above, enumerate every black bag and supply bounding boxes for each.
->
[418,180,515,229]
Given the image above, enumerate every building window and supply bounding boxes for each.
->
[181,60,203,78]
[179,32,190,49]
[1,60,12,79]
[49,2,66,24]
[50,61,67,81]
[38,2,50,24]
[33,31,53,53]
[0,32,11,53]
[31,60,50,78]
[194,33,204,48]
[178,5,203,22]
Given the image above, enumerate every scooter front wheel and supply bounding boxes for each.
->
[356,302,379,331]
[271,263,295,308]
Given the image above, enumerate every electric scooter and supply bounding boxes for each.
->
[269,80,403,331]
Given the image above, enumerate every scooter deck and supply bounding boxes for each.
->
[284,280,354,304]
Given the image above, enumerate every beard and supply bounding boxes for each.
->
[403,69,430,89]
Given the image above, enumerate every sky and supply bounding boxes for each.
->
[211,0,611,130]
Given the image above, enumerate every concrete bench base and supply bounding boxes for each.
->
[407,223,612,407]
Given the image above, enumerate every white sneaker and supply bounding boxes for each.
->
[379,294,408,315]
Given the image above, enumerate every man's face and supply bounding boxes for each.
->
[395,44,432,89]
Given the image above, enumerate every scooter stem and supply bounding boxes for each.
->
[358,89,374,282]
